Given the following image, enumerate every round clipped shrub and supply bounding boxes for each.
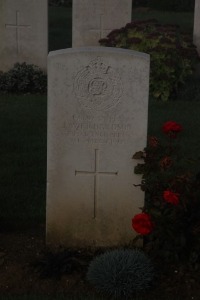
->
[87,248,154,298]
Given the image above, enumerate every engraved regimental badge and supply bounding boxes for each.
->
[74,57,123,111]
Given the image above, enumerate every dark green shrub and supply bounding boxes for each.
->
[87,249,154,298]
[99,20,199,101]
[149,0,194,12]
[133,123,200,264]
[0,63,47,94]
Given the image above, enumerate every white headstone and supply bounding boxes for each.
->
[46,47,150,248]
[194,0,200,54]
[72,0,132,47]
[0,0,48,71]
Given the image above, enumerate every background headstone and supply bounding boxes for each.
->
[194,0,200,54]
[46,47,150,248]
[0,0,48,71]
[72,0,132,47]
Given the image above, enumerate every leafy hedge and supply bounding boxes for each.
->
[0,63,47,94]
[99,20,199,101]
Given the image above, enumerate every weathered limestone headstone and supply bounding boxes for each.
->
[0,0,48,71]
[194,0,200,54]
[72,0,132,47]
[46,47,150,248]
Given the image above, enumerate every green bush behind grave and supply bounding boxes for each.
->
[0,63,47,94]
[99,19,199,102]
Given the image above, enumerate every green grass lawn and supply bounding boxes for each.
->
[0,95,47,230]
[132,9,194,33]
[49,7,72,50]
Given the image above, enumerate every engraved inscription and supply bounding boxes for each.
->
[62,116,132,145]
[74,57,123,111]
[75,149,118,218]
[5,11,31,54]
[63,122,132,144]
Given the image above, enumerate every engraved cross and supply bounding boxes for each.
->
[90,14,113,39]
[75,149,118,219]
[5,11,31,54]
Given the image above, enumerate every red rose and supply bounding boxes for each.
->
[163,190,180,205]
[132,212,154,235]
[162,121,183,138]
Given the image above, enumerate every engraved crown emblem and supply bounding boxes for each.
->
[89,57,109,75]
[74,56,123,111]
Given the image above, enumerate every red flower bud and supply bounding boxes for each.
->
[163,190,180,205]
[132,212,154,235]
[162,121,183,138]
